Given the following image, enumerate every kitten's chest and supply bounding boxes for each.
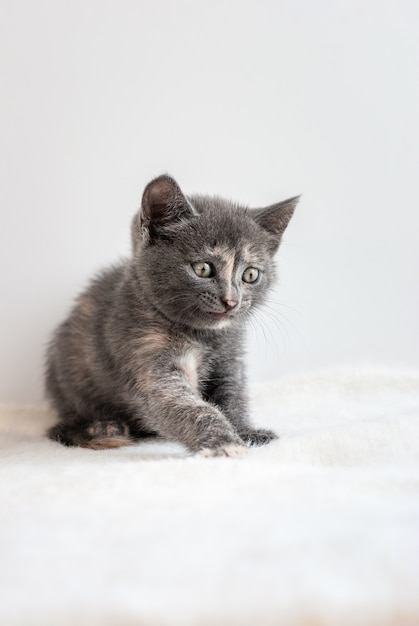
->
[175,341,214,394]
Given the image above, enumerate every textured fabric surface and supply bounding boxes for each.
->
[1,368,419,626]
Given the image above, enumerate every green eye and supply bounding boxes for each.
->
[242,267,260,284]
[192,261,214,278]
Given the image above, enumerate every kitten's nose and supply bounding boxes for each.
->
[221,297,238,311]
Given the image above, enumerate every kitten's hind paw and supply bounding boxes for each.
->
[239,428,278,447]
[199,444,247,458]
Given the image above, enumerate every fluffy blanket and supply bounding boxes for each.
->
[1,368,419,626]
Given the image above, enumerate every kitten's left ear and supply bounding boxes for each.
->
[251,195,300,251]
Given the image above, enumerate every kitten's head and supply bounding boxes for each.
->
[132,175,298,330]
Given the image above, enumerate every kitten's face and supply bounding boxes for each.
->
[133,176,298,331]
[139,204,274,330]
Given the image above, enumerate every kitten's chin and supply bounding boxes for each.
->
[206,312,236,330]
[208,317,232,330]
[186,313,235,331]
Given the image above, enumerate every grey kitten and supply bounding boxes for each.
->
[46,175,298,456]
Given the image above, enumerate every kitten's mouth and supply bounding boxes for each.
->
[208,311,235,320]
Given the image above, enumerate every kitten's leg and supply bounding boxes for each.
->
[205,357,278,447]
[132,369,246,456]
[238,428,278,447]
[48,416,134,450]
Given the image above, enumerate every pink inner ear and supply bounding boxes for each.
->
[147,179,177,209]
[140,175,195,239]
[142,175,183,226]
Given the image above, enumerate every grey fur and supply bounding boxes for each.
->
[46,175,298,455]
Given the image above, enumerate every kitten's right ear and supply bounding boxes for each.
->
[134,175,195,246]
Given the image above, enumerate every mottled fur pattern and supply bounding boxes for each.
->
[46,175,298,455]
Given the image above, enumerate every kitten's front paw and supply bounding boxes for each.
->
[239,428,278,447]
[200,444,247,458]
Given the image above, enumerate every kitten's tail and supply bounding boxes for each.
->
[48,417,133,450]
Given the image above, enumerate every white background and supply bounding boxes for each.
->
[1,0,418,404]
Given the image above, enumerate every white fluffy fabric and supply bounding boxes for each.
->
[1,368,419,626]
